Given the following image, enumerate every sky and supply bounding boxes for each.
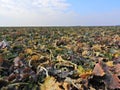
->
[0,0,120,26]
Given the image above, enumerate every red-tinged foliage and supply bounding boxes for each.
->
[0,55,4,64]
[8,73,16,81]
[110,74,120,89]
[93,63,105,76]
[114,64,120,75]
[105,74,120,89]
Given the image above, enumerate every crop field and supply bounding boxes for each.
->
[0,26,120,90]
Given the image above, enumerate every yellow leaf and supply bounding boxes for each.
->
[77,65,92,78]
[106,61,113,67]
[95,52,100,56]
[82,50,88,56]
[40,76,61,90]
[92,44,101,51]
[64,45,73,50]
[56,55,64,62]
[25,48,33,54]
[113,53,120,58]
[80,70,92,79]
[77,65,85,74]
[62,82,70,90]
[33,45,37,49]
[31,55,39,61]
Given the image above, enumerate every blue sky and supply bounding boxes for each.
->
[0,0,120,26]
[69,0,120,13]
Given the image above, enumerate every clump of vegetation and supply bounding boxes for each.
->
[0,26,120,90]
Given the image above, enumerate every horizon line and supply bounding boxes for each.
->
[0,25,119,28]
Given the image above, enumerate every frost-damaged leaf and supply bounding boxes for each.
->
[13,56,23,67]
[40,76,62,90]
[0,40,9,49]
[93,63,105,76]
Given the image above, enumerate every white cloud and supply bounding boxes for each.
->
[0,0,119,26]
[32,0,70,11]
[0,0,78,26]
[0,0,70,11]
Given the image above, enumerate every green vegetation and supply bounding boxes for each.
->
[0,26,120,90]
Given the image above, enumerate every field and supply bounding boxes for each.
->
[0,26,120,90]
